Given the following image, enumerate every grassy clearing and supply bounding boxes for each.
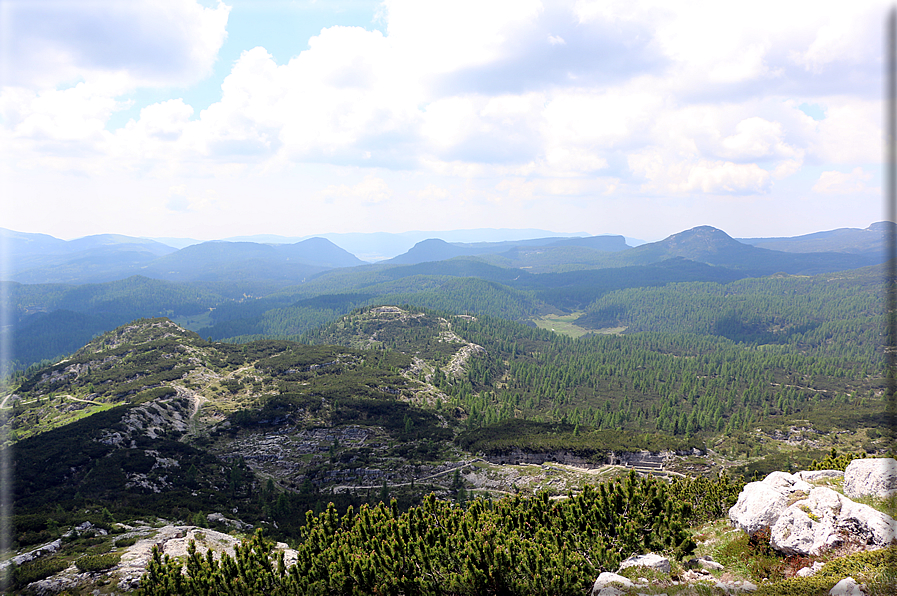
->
[172,310,215,332]
[531,312,593,338]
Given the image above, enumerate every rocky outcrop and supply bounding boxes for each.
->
[844,458,897,500]
[729,471,812,536]
[797,469,844,482]
[0,539,62,572]
[729,468,897,557]
[771,486,896,556]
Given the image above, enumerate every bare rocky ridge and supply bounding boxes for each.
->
[6,521,297,595]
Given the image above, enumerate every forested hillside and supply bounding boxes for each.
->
[5,224,890,373]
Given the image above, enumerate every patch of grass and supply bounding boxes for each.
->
[756,546,897,596]
[531,313,592,338]
[716,528,784,583]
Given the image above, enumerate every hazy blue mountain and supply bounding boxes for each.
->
[312,228,588,261]
[737,221,893,256]
[4,230,178,284]
[141,237,363,283]
[385,234,629,265]
[1,227,69,254]
[613,225,877,275]
[3,230,364,285]
[277,237,366,268]
[142,242,321,283]
[385,238,473,264]
[547,235,629,251]
[147,236,204,249]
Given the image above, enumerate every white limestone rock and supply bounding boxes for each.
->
[729,472,811,536]
[686,555,724,571]
[618,552,671,574]
[770,486,896,556]
[591,572,634,596]
[829,576,864,596]
[796,561,824,577]
[0,539,63,572]
[797,470,844,482]
[844,458,897,500]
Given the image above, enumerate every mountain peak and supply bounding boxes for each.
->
[660,226,743,252]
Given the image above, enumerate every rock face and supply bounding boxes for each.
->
[771,486,896,556]
[843,458,897,500]
[729,469,897,557]
[0,539,62,572]
[729,471,812,536]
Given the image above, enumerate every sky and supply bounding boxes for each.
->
[0,0,888,242]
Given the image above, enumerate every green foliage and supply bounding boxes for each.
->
[458,420,699,456]
[808,448,869,471]
[667,473,744,525]
[140,473,695,596]
[717,527,784,583]
[755,546,897,596]
[115,536,139,548]
[76,552,122,572]
[10,557,68,589]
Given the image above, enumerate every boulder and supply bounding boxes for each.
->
[729,472,811,535]
[770,486,896,556]
[829,576,864,596]
[618,552,670,574]
[844,458,897,500]
[797,470,844,482]
[796,561,824,577]
[686,555,723,571]
[591,572,635,596]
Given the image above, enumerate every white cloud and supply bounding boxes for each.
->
[810,99,881,163]
[2,0,229,89]
[320,176,393,206]
[5,81,123,143]
[721,118,788,160]
[629,151,772,195]
[383,0,543,75]
[678,160,771,194]
[812,167,874,194]
[0,0,888,239]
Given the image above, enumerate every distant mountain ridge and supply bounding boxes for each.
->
[738,222,892,256]
[3,222,890,286]
[1,230,364,285]
[609,225,878,275]
[384,235,629,265]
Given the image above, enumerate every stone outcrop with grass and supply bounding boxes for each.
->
[729,461,896,558]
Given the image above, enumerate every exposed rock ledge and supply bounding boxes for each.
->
[729,459,897,557]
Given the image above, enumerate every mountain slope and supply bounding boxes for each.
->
[738,221,893,255]
[614,225,876,274]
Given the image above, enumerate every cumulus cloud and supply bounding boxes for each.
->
[629,152,772,195]
[320,176,393,206]
[812,167,874,194]
[0,0,888,238]
[2,0,229,89]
